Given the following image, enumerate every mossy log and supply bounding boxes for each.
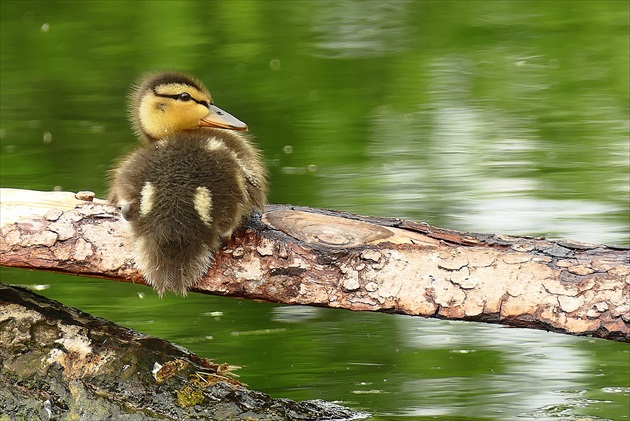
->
[1,188,629,342]
[0,283,364,420]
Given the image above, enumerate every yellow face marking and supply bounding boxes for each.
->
[193,186,213,227]
[139,182,155,217]
[137,83,213,140]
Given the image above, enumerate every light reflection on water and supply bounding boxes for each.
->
[319,71,628,245]
[312,0,411,59]
[455,197,625,244]
[262,303,629,421]
[400,319,589,419]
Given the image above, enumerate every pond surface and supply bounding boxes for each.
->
[1,1,629,420]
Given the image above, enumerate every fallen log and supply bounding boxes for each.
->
[0,283,363,420]
[1,188,628,342]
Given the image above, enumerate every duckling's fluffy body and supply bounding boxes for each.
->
[109,72,267,295]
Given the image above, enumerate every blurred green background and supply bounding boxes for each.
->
[1,1,628,420]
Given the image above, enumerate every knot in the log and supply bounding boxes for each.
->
[262,210,438,248]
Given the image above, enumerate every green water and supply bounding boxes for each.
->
[1,1,628,420]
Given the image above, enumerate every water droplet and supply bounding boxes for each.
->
[269,59,281,71]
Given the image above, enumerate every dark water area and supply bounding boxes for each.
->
[1,1,629,420]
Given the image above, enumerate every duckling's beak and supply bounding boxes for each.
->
[199,105,248,131]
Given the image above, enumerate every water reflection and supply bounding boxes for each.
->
[318,53,629,245]
[313,1,411,59]
[272,305,321,323]
[399,318,591,419]
[456,197,625,244]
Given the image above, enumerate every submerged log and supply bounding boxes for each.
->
[0,284,363,420]
[1,188,629,342]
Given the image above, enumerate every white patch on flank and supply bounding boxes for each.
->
[139,182,155,217]
[205,137,227,152]
[235,155,261,188]
[194,186,213,226]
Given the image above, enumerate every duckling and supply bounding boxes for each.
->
[108,72,267,295]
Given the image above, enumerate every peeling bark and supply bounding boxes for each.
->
[1,188,629,342]
[0,284,364,420]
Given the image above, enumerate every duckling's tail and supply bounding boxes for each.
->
[133,236,214,297]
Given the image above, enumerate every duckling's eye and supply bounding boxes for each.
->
[178,92,192,101]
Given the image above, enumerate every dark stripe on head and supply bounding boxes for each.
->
[154,92,210,108]
[146,72,206,93]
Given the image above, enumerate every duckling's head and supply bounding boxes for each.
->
[130,71,247,142]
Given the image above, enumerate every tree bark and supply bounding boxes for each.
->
[0,283,363,420]
[1,188,629,342]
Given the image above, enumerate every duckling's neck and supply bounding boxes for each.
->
[135,101,187,141]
